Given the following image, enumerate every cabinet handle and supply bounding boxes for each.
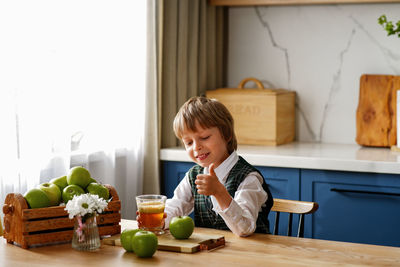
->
[330,188,400,196]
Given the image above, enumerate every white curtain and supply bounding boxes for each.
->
[0,0,148,219]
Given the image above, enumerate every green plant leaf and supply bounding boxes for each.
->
[378,14,400,38]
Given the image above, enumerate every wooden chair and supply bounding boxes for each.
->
[271,198,319,238]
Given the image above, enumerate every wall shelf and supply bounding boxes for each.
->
[209,0,400,6]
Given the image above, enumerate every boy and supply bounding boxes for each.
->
[164,96,273,236]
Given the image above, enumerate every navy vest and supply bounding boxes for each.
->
[188,156,273,234]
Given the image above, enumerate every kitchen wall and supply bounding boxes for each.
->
[227,3,400,144]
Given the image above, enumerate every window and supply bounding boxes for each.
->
[0,1,147,218]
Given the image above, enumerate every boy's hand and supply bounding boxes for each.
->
[195,164,225,196]
[136,211,143,228]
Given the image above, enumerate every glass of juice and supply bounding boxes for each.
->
[136,194,167,235]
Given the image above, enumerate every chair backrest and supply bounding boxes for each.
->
[270,198,319,238]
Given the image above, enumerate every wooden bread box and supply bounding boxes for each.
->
[2,184,121,249]
[206,77,296,145]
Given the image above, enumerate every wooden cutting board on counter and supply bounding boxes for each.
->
[103,231,225,253]
[356,74,400,147]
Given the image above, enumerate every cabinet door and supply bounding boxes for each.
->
[161,161,194,198]
[256,166,301,236]
[302,169,400,247]
[256,166,300,200]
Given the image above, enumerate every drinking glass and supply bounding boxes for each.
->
[136,194,167,235]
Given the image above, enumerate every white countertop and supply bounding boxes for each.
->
[160,142,400,175]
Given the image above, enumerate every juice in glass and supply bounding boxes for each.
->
[136,195,166,235]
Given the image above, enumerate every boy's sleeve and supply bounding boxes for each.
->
[215,172,268,236]
[164,173,194,229]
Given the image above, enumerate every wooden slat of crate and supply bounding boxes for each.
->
[23,213,121,233]
[96,213,121,226]
[22,206,68,220]
[24,229,73,245]
[104,200,121,212]
[22,200,121,220]
[23,224,121,247]
[24,217,73,232]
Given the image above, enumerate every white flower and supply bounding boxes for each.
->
[65,193,109,219]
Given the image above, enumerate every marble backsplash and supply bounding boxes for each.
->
[227,3,400,145]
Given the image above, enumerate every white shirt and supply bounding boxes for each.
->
[164,151,268,237]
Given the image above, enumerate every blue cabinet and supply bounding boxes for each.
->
[161,155,400,247]
[162,160,400,246]
[162,161,194,198]
[301,169,400,247]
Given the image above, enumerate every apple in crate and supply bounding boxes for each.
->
[38,182,62,206]
[86,183,109,200]
[24,188,51,209]
[50,175,68,192]
[67,166,91,189]
[62,185,85,203]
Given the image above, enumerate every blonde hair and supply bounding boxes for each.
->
[173,96,237,154]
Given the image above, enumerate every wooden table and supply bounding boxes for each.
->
[1,219,400,267]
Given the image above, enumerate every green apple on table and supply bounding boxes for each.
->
[67,166,91,189]
[24,188,51,209]
[62,184,85,203]
[120,229,141,252]
[169,216,195,239]
[37,182,61,206]
[86,183,109,200]
[49,175,68,192]
[131,231,158,258]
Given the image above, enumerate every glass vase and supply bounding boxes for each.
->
[72,214,101,251]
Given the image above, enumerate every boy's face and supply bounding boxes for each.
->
[181,122,229,168]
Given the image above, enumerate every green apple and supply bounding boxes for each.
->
[120,229,140,252]
[88,177,97,184]
[38,182,61,206]
[67,166,91,189]
[62,184,85,203]
[86,183,109,200]
[49,176,68,192]
[169,216,194,239]
[131,231,158,258]
[24,188,51,209]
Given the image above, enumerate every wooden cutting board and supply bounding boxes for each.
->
[356,74,400,147]
[103,231,225,253]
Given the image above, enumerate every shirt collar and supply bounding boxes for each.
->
[204,151,238,183]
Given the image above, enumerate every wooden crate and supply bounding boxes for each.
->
[206,77,296,145]
[2,184,121,249]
